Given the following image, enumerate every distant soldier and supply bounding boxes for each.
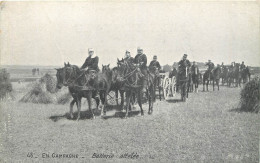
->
[240,61,246,70]
[220,62,225,73]
[81,48,99,72]
[205,60,215,72]
[124,50,134,62]
[191,61,200,93]
[169,66,178,78]
[134,47,147,92]
[178,54,191,76]
[148,55,161,71]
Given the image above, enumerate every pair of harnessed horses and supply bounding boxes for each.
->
[55,59,157,120]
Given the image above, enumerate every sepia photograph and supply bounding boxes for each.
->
[0,1,259,162]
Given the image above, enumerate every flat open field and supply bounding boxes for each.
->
[0,81,259,162]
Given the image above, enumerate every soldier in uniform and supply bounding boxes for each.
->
[191,61,200,93]
[148,55,161,71]
[205,60,215,73]
[240,61,246,70]
[134,47,148,92]
[81,48,99,72]
[178,54,191,75]
[124,50,134,62]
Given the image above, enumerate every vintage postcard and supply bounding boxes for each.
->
[0,1,259,162]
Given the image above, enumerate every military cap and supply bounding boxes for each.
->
[88,48,94,52]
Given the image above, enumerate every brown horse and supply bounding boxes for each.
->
[116,59,155,118]
[55,63,113,120]
[148,66,162,101]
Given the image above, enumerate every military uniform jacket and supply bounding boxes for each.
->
[206,62,215,70]
[81,56,99,71]
[178,59,191,73]
[149,60,161,70]
[240,64,246,70]
[134,54,147,69]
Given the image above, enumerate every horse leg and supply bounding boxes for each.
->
[217,79,219,90]
[124,91,131,118]
[76,96,82,121]
[120,90,124,108]
[137,90,144,116]
[213,79,215,91]
[203,79,205,92]
[102,90,109,116]
[115,90,119,106]
[69,98,76,119]
[86,91,95,119]
[100,91,105,116]
[206,80,209,91]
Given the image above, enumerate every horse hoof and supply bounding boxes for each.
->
[124,116,128,119]
[76,118,80,121]
[70,115,74,119]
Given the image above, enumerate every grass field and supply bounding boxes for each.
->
[0,81,259,162]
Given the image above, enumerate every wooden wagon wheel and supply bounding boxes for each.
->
[171,76,177,97]
[163,77,171,99]
[106,91,122,105]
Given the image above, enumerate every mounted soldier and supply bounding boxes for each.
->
[124,50,134,62]
[134,47,147,92]
[205,60,215,73]
[148,55,161,71]
[240,61,246,70]
[81,48,100,72]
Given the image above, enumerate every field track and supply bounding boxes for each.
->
[0,85,259,162]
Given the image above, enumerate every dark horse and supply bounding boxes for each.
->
[148,66,162,101]
[241,66,251,84]
[191,67,200,93]
[220,66,229,86]
[203,67,221,91]
[228,63,241,87]
[109,67,125,107]
[116,59,155,118]
[55,63,113,120]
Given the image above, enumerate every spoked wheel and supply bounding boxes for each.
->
[171,77,177,97]
[107,91,122,105]
[163,77,171,99]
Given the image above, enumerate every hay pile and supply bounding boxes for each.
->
[0,69,13,100]
[19,73,73,104]
[40,73,57,93]
[55,87,72,104]
[239,77,260,113]
[20,82,54,104]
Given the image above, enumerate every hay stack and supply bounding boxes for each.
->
[19,82,54,104]
[0,69,13,100]
[55,87,72,104]
[40,73,57,93]
[239,77,260,113]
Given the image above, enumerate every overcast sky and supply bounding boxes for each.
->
[0,1,259,67]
